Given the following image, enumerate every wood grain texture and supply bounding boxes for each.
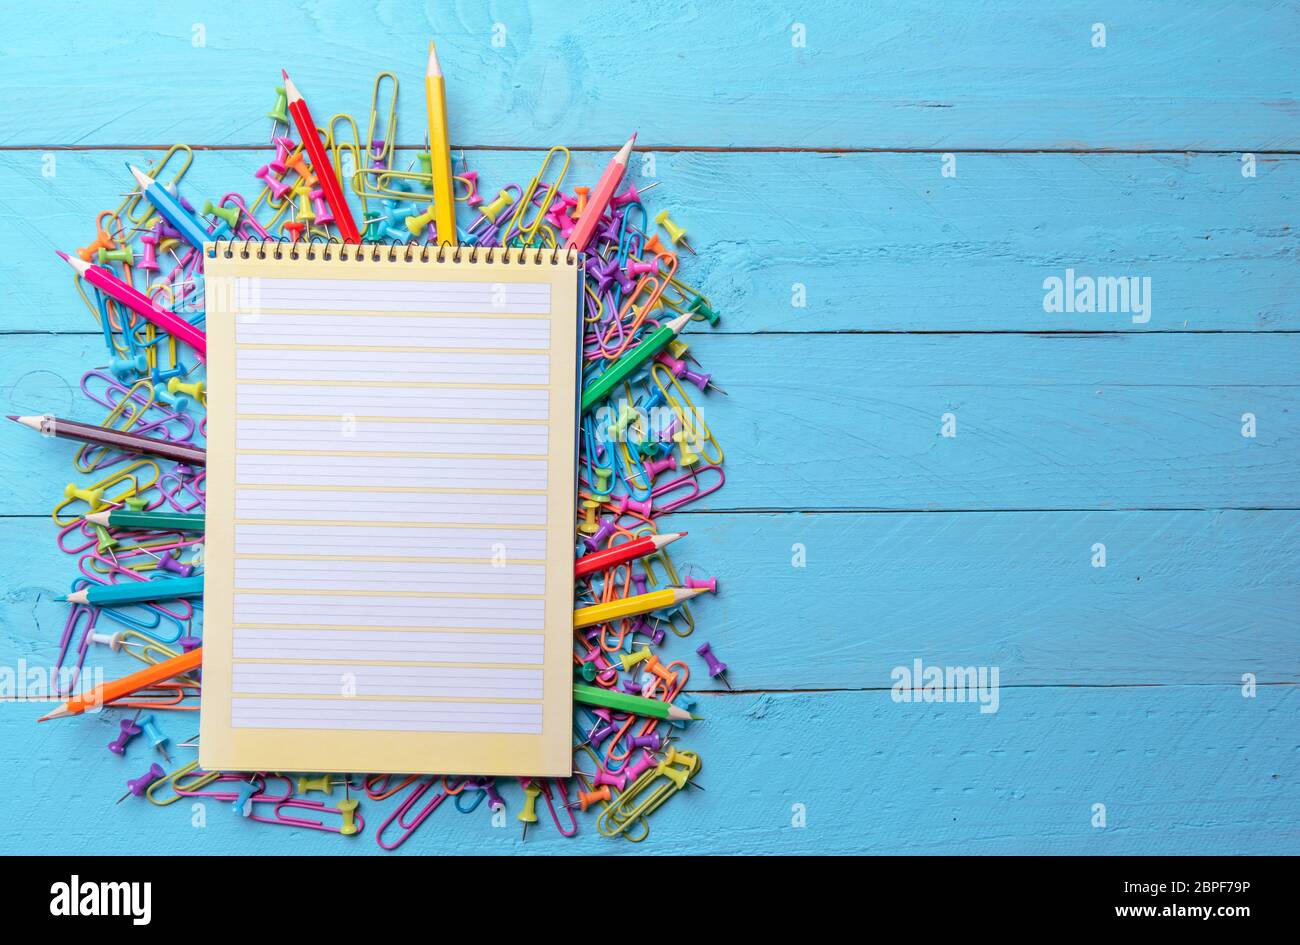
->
[0,687,1293,854]
[0,0,1295,856]
[1,0,1296,149]
[2,512,1295,691]
[2,149,1295,334]
[2,333,1295,513]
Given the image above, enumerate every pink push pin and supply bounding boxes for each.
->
[613,494,653,518]
[622,749,657,783]
[271,136,294,174]
[625,259,657,278]
[255,164,292,201]
[107,711,143,755]
[696,641,731,690]
[593,768,627,792]
[117,762,165,803]
[139,227,161,272]
[654,352,688,377]
[310,188,334,225]
[685,575,717,594]
[644,454,677,478]
[611,180,660,209]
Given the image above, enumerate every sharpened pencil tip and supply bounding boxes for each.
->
[426,41,442,77]
[6,415,17,422]
[37,706,69,722]
[55,250,68,261]
[281,68,289,80]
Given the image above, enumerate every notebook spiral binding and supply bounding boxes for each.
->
[207,238,582,267]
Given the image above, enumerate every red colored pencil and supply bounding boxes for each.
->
[574,531,685,579]
[282,70,361,243]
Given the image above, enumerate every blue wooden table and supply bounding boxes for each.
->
[0,0,1295,855]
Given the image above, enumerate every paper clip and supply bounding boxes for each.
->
[365,72,399,172]
[375,777,446,850]
[504,147,569,246]
[250,797,364,836]
[596,748,701,840]
[146,761,221,806]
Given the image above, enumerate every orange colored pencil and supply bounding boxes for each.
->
[38,647,203,721]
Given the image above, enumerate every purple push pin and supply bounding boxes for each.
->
[696,642,732,691]
[156,551,194,577]
[107,713,143,756]
[117,762,165,804]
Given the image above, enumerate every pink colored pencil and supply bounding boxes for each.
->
[57,251,206,357]
[564,132,636,253]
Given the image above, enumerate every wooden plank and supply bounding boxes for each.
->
[0,687,1292,854]
[3,332,1296,513]
[1,1,1296,149]
[2,149,1295,334]
[2,510,1294,690]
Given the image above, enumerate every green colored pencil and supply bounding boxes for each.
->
[581,312,692,413]
[573,682,696,721]
[84,509,206,533]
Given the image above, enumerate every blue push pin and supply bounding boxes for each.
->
[138,714,170,763]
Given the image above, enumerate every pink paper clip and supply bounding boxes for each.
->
[649,464,725,515]
[249,797,363,836]
[375,777,446,850]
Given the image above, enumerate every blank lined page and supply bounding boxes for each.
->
[200,247,580,777]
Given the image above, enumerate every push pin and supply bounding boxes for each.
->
[267,86,290,136]
[117,762,165,803]
[696,641,731,690]
[518,780,541,841]
[137,714,171,762]
[107,711,143,756]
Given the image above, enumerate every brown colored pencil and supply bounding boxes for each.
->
[8,414,206,466]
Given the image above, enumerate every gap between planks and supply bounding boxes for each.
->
[2,144,1297,155]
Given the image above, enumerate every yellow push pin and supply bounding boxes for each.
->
[619,646,653,672]
[654,210,696,255]
[296,773,333,795]
[64,482,105,509]
[337,798,360,836]
[479,188,514,223]
[578,499,600,535]
[518,781,541,841]
[296,189,315,223]
[406,204,438,236]
[168,376,206,404]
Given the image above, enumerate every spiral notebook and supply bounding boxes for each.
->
[198,242,582,776]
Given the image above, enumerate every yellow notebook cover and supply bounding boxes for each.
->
[199,242,581,776]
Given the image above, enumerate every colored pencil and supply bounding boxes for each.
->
[57,251,207,357]
[574,531,686,579]
[573,683,695,721]
[282,70,362,243]
[128,165,211,251]
[573,586,706,629]
[84,509,206,533]
[565,132,636,253]
[8,414,206,466]
[425,42,458,246]
[38,647,203,721]
[63,575,205,607]
[581,311,692,412]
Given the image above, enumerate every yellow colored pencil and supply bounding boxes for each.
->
[573,586,707,629]
[425,41,458,246]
